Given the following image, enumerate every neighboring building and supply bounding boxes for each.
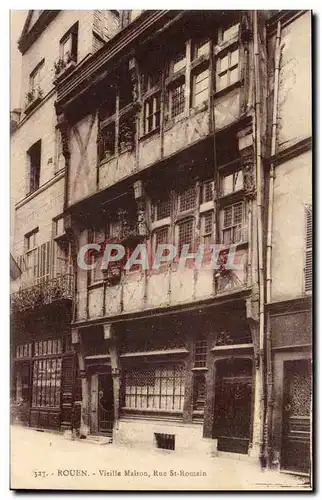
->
[265,11,312,474]
[10,9,312,475]
[10,10,120,431]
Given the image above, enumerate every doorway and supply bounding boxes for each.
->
[213,358,253,454]
[281,359,311,473]
[98,374,114,435]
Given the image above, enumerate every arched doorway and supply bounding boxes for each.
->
[213,358,253,454]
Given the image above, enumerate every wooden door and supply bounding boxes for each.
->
[213,359,253,454]
[281,359,312,473]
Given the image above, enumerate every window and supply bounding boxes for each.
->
[202,180,215,203]
[172,48,186,74]
[153,197,171,221]
[194,337,207,368]
[154,227,170,257]
[118,114,135,153]
[34,339,62,356]
[28,140,41,193]
[221,169,243,195]
[123,364,185,411]
[143,69,161,92]
[222,22,240,43]
[305,205,312,293]
[178,186,196,212]
[25,228,38,252]
[192,67,209,107]
[193,38,210,60]
[222,202,244,244]
[170,81,185,118]
[201,211,213,245]
[144,93,161,134]
[15,343,32,359]
[60,24,78,64]
[177,219,194,254]
[32,358,62,408]
[216,47,239,92]
[100,123,115,161]
[25,228,38,283]
[29,60,44,94]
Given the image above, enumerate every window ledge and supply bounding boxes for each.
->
[165,69,186,87]
[15,170,65,210]
[139,127,160,142]
[99,155,117,167]
[151,218,171,230]
[215,79,243,100]
[214,35,239,56]
[218,189,245,206]
[211,343,253,352]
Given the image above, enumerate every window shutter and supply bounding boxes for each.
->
[304,205,312,293]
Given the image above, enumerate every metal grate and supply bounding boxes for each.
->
[171,82,185,117]
[155,433,175,451]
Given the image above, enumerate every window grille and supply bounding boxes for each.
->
[123,364,185,411]
[178,186,196,212]
[32,358,62,408]
[216,47,239,92]
[154,197,171,221]
[305,205,312,293]
[222,202,244,244]
[178,219,194,254]
[155,433,175,450]
[192,67,209,107]
[202,180,214,203]
[194,338,208,368]
[171,82,185,118]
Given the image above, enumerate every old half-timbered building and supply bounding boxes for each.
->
[54,10,269,460]
[10,10,120,432]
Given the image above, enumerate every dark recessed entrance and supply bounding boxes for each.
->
[213,358,253,454]
[98,373,114,435]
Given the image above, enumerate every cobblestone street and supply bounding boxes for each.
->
[10,426,311,491]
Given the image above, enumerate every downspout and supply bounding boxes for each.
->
[266,20,282,468]
[252,10,265,468]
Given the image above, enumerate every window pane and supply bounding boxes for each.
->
[223,206,232,228]
[230,48,239,67]
[173,50,186,73]
[156,227,169,246]
[203,180,214,203]
[219,55,229,73]
[217,72,228,91]
[223,23,240,42]
[179,186,196,212]
[222,174,233,195]
[230,66,239,85]
[171,83,185,117]
[233,203,243,225]
[178,220,193,253]
[194,39,209,59]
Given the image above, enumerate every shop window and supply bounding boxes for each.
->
[221,202,244,245]
[28,140,41,193]
[305,204,312,293]
[191,67,209,107]
[221,169,243,195]
[153,197,171,221]
[123,364,185,411]
[32,358,62,408]
[170,80,185,118]
[177,218,194,254]
[144,93,161,134]
[216,47,239,92]
[178,186,196,212]
[202,180,215,203]
[201,211,213,245]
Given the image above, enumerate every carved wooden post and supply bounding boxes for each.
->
[103,323,121,431]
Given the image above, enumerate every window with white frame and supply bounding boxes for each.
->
[201,211,213,245]
[144,93,161,134]
[304,204,312,293]
[216,46,239,92]
[123,364,185,411]
[221,169,243,195]
[221,202,244,245]
[192,67,209,107]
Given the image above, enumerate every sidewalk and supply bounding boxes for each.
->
[10,425,311,491]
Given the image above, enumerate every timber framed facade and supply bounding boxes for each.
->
[10,9,312,475]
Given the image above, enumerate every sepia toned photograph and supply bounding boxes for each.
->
[9,9,312,491]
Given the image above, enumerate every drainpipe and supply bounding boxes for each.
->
[252,10,265,468]
[266,20,282,468]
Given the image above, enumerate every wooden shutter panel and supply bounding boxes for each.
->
[305,205,312,293]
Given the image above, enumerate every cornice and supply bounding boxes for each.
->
[18,10,60,54]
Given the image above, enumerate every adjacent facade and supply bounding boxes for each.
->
[10,10,312,474]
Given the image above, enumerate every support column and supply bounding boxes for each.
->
[104,323,121,431]
[72,328,90,437]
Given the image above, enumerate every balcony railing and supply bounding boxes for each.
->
[10,274,74,314]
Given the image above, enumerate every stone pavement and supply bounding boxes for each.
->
[10,425,311,491]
